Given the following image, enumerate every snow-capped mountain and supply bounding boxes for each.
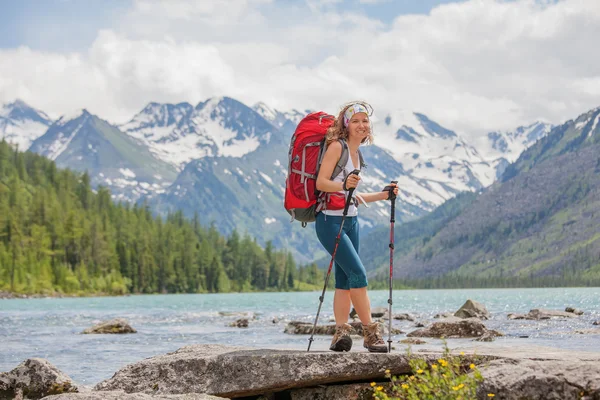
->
[0,99,52,150]
[474,122,553,162]
[252,102,306,137]
[358,110,494,215]
[29,110,177,201]
[121,97,280,169]
[3,95,554,262]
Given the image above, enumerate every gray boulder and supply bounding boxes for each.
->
[94,344,425,398]
[229,318,248,328]
[593,321,599,326]
[407,320,503,339]
[565,307,584,315]
[392,313,415,321]
[349,307,387,319]
[289,382,382,400]
[475,331,497,342]
[454,299,490,320]
[0,358,77,399]
[44,391,225,399]
[478,359,600,400]
[82,318,137,334]
[508,309,580,320]
[284,321,402,336]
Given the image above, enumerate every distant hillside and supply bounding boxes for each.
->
[29,110,177,202]
[365,106,600,284]
[0,139,316,295]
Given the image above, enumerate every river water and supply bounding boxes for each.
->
[1,288,599,386]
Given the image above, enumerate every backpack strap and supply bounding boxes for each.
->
[332,139,349,180]
[357,148,367,169]
[334,139,366,177]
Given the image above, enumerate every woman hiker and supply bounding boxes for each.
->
[315,101,398,353]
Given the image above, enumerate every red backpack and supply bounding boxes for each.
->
[284,111,364,226]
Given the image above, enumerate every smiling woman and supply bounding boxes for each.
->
[312,101,399,353]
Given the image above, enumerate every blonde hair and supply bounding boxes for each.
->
[325,101,374,146]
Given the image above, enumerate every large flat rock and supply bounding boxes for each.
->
[76,344,599,400]
[478,359,600,399]
[94,344,439,398]
[44,392,224,399]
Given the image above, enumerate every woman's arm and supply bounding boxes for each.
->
[355,183,399,204]
[316,141,345,193]
[355,191,388,204]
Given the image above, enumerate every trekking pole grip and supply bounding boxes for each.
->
[343,169,360,216]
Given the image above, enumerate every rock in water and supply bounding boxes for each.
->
[454,299,490,320]
[230,318,249,328]
[407,320,503,339]
[565,306,584,315]
[82,318,137,334]
[349,307,387,319]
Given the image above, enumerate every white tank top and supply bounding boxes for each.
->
[323,152,360,217]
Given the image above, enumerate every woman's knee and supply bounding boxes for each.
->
[348,270,368,289]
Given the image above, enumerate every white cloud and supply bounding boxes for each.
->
[1,0,599,138]
[358,0,391,3]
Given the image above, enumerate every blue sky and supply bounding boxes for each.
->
[0,0,466,51]
[0,0,597,136]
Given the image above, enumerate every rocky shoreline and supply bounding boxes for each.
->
[2,299,599,399]
[1,344,599,400]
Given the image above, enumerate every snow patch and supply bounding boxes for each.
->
[58,109,86,124]
[588,114,600,137]
[373,167,386,178]
[45,116,87,160]
[259,172,273,184]
[119,168,136,178]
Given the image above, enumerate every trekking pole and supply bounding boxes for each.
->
[387,181,397,353]
[307,169,360,352]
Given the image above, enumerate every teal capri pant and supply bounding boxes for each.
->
[315,212,368,290]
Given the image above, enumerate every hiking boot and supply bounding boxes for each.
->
[363,322,388,353]
[329,323,353,352]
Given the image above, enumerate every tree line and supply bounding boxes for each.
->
[0,139,322,295]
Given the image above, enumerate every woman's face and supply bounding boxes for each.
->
[347,112,370,142]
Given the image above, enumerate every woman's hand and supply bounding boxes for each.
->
[343,173,361,191]
[382,182,398,200]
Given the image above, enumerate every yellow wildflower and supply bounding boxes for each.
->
[460,351,465,355]
[487,394,495,398]
[458,383,465,389]
[370,382,376,387]
[376,386,384,391]
[438,359,448,367]
[452,386,459,391]
[385,369,390,374]
[417,369,424,374]
[470,363,476,369]
[432,364,438,370]
[402,384,409,389]
[409,376,415,381]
